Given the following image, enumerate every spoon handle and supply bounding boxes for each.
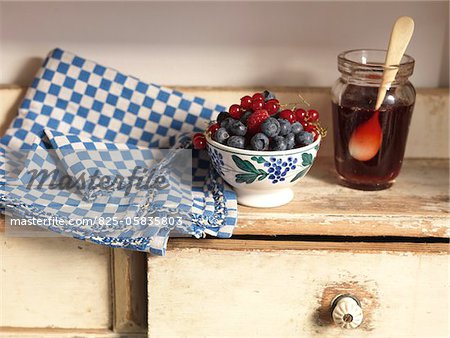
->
[375,16,415,111]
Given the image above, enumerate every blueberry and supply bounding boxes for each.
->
[217,111,229,124]
[285,133,296,149]
[263,90,276,101]
[240,111,252,124]
[291,121,304,134]
[277,118,291,136]
[214,127,230,144]
[261,117,280,137]
[270,136,287,151]
[220,117,237,131]
[227,135,246,149]
[295,131,314,146]
[250,133,269,151]
[229,120,247,136]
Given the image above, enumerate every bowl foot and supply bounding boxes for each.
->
[234,187,294,208]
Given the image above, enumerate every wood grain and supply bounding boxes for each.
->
[167,238,450,254]
[111,249,147,333]
[1,86,447,240]
[0,327,146,338]
[234,157,449,238]
[148,246,449,337]
[317,281,379,330]
[0,157,447,240]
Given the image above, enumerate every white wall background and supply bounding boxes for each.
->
[1,1,448,88]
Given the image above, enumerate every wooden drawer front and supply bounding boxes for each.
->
[0,234,111,329]
[148,243,449,338]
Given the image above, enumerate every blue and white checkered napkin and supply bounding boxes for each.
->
[0,48,237,255]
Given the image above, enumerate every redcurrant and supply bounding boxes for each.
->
[305,124,316,133]
[207,123,220,136]
[264,99,280,115]
[295,108,307,122]
[307,109,320,122]
[192,133,206,150]
[229,104,243,119]
[279,109,296,124]
[240,95,253,110]
[307,127,319,140]
[193,132,204,139]
[252,100,264,111]
[252,93,264,102]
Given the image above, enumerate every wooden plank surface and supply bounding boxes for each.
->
[234,157,449,238]
[1,86,448,159]
[148,245,449,338]
[1,87,448,240]
[1,158,447,240]
[0,327,146,338]
[167,238,450,254]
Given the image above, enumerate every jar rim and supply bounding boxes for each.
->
[338,49,415,68]
[337,49,414,82]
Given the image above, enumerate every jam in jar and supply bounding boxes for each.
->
[331,49,415,190]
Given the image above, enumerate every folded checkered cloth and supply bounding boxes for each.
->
[0,48,237,255]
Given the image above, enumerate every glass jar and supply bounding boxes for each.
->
[331,49,415,190]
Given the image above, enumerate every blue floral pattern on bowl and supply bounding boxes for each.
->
[209,148,225,176]
[263,157,298,183]
[206,133,321,207]
[229,152,315,184]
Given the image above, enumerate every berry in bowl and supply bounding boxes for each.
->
[194,91,325,208]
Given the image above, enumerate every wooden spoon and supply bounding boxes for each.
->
[349,16,415,162]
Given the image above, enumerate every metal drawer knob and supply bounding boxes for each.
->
[331,295,363,329]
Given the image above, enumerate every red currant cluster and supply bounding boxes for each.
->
[192,132,207,150]
[192,91,325,151]
[282,108,321,140]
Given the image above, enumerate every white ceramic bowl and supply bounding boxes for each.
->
[206,134,321,208]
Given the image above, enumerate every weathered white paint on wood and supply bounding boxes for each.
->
[0,88,113,330]
[0,327,146,338]
[236,157,449,238]
[0,233,111,328]
[0,158,447,239]
[148,246,450,338]
[0,86,25,136]
[167,238,450,254]
[1,86,448,336]
[1,86,448,158]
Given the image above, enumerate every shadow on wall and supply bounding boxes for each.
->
[12,57,43,87]
[439,18,449,87]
